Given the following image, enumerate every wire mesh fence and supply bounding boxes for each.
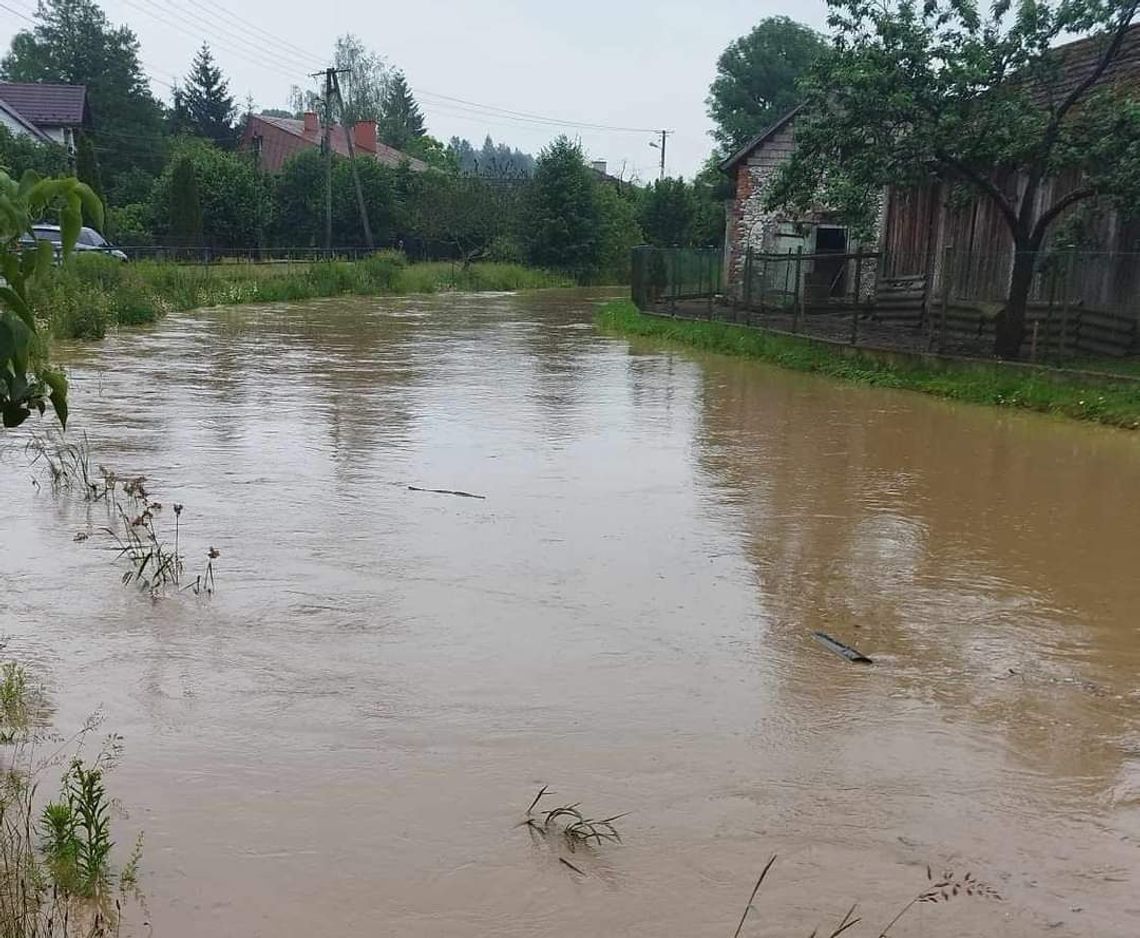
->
[631,244,1140,361]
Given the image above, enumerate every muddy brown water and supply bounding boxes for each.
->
[1,289,1138,937]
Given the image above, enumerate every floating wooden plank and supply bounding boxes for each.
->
[407,486,486,500]
[812,631,873,664]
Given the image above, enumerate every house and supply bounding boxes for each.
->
[719,106,878,301]
[240,112,429,173]
[720,25,1140,311]
[0,82,90,151]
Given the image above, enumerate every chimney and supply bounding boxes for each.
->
[303,111,319,134]
[353,120,378,152]
[592,160,607,176]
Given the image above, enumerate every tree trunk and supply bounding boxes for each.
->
[994,247,1036,359]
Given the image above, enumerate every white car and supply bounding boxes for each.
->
[24,224,129,262]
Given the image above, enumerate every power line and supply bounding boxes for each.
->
[112,0,311,82]
[415,88,663,134]
[187,0,325,69]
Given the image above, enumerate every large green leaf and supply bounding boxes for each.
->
[41,369,68,429]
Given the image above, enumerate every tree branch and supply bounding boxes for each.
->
[1031,186,1097,245]
[935,151,1021,235]
[1046,3,1139,136]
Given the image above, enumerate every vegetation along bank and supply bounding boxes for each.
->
[597,300,1140,430]
[34,253,570,340]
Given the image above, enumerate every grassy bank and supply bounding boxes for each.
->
[35,251,572,340]
[597,299,1140,429]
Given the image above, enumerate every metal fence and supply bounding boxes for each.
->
[631,244,1140,360]
[631,246,722,314]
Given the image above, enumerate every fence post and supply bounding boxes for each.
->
[792,247,803,334]
[937,244,953,353]
[759,255,768,319]
[707,251,715,320]
[1059,252,1074,358]
[850,247,863,346]
[743,248,753,322]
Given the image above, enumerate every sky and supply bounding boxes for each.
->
[1,0,831,180]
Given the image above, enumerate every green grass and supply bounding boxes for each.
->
[35,251,572,340]
[597,299,1140,430]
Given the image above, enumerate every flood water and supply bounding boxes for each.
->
[1,289,1139,937]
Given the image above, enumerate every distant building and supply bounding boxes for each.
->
[240,112,429,173]
[0,82,90,151]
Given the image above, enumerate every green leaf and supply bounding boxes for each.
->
[42,369,68,429]
[60,198,81,259]
[77,184,104,232]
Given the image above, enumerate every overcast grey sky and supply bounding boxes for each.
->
[3,0,831,178]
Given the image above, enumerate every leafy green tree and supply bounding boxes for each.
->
[74,131,103,215]
[638,178,697,247]
[154,142,268,249]
[768,0,1140,359]
[272,149,324,246]
[0,125,69,178]
[182,43,237,147]
[415,174,520,266]
[525,136,601,280]
[707,17,827,153]
[1,168,101,428]
[274,158,325,247]
[595,184,643,282]
[379,70,425,151]
[167,156,201,248]
[331,158,398,248]
[1,0,166,199]
[403,135,457,172]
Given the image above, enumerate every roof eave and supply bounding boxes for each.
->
[719,105,803,173]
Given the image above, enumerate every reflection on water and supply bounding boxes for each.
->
[1,289,1138,937]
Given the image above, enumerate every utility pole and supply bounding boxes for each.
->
[319,68,333,252]
[649,130,673,180]
[331,70,374,251]
[311,66,375,253]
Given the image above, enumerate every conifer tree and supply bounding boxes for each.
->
[378,70,425,151]
[183,43,236,147]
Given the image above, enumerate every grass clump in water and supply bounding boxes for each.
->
[35,252,570,339]
[520,786,626,854]
[596,299,1140,429]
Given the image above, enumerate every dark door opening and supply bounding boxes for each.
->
[815,227,849,296]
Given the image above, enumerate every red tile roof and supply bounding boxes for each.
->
[0,82,88,127]
[242,114,429,173]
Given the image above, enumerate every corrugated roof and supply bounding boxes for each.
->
[247,114,429,172]
[0,82,88,126]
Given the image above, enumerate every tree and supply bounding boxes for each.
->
[0,125,70,178]
[167,156,201,248]
[379,70,425,151]
[706,17,828,153]
[74,131,103,214]
[525,137,601,280]
[332,34,388,126]
[415,174,520,266]
[595,184,643,282]
[768,0,1140,359]
[638,177,698,246]
[273,149,325,246]
[182,44,237,147]
[155,142,269,250]
[1,0,166,199]
[1,169,101,428]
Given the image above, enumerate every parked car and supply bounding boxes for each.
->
[21,224,129,262]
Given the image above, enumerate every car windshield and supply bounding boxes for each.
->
[31,228,62,244]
